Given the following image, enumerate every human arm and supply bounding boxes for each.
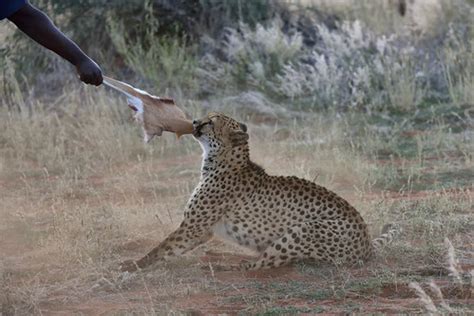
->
[8,1,102,85]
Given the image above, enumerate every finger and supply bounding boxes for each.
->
[94,72,103,86]
[82,73,96,85]
[79,71,102,85]
[80,73,91,84]
[89,76,98,85]
[85,71,102,86]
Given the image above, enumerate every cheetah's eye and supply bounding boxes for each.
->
[201,120,213,127]
[198,121,212,130]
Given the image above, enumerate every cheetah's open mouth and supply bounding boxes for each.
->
[192,125,202,137]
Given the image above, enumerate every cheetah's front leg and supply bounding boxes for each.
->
[121,184,228,272]
[121,221,213,272]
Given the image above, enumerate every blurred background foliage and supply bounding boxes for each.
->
[0,0,473,111]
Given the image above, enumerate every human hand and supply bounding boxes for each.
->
[75,58,103,86]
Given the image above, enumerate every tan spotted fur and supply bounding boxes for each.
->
[123,113,398,271]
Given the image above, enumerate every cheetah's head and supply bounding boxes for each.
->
[192,112,248,156]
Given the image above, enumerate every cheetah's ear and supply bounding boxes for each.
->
[229,130,249,147]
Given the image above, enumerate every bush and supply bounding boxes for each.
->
[107,3,198,95]
[0,0,472,111]
[197,3,473,110]
[0,0,277,102]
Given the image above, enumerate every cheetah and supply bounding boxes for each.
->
[122,113,399,271]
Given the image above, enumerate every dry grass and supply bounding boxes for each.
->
[1,1,473,313]
[1,86,473,314]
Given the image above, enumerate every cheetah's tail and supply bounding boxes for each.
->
[371,224,401,249]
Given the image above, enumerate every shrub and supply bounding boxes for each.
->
[441,22,474,106]
[198,5,472,110]
[0,0,472,112]
[0,0,277,102]
[107,3,198,95]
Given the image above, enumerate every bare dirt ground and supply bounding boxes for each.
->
[1,147,473,315]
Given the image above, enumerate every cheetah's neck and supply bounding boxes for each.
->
[199,141,216,177]
[199,145,250,179]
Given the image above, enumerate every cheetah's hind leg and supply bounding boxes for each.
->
[240,223,321,271]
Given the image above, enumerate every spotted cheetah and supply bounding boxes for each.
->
[123,113,399,271]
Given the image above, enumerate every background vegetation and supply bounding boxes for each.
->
[1,0,473,314]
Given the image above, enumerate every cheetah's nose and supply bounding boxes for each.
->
[193,120,200,125]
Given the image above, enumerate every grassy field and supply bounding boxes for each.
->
[1,0,473,314]
[0,88,472,314]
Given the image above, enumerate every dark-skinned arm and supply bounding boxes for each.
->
[8,1,103,85]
